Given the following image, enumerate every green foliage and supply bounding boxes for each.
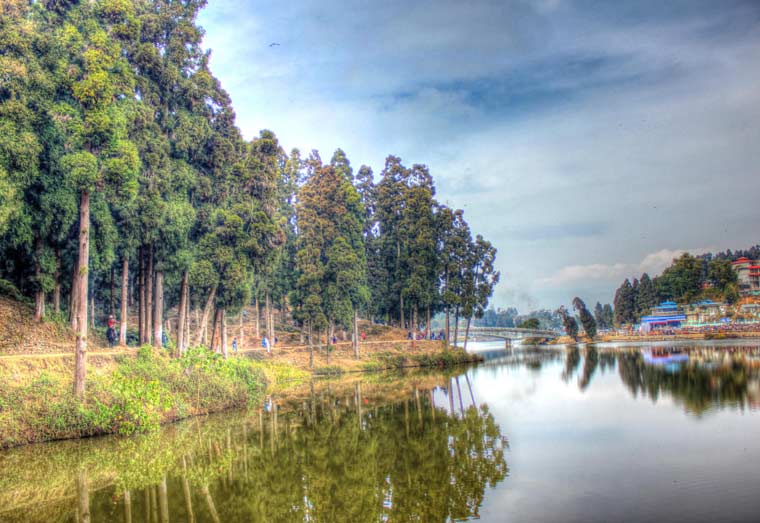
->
[572,297,597,339]
[518,318,541,330]
[0,348,268,446]
[557,306,579,341]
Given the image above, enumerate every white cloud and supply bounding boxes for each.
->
[536,247,713,287]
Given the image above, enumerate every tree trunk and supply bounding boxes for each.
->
[185,293,191,351]
[120,257,128,346]
[196,284,217,347]
[35,288,45,322]
[210,307,221,353]
[265,292,272,343]
[70,257,79,331]
[254,298,260,338]
[325,328,330,365]
[34,239,44,322]
[400,293,405,330]
[353,309,359,358]
[177,271,188,356]
[138,247,144,344]
[53,258,61,316]
[110,266,115,316]
[153,271,163,349]
[453,305,460,348]
[89,293,95,329]
[426,305,431,336]
[308,322,313,369]
[239,310,244,352]
[146,246,153,345]
[221,308,228,358]
[445,305,450,349]
[73,190,90,398]
[463,316,472,351]
[413,306,418,332]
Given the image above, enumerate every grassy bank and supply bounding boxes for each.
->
[0,347,307,449]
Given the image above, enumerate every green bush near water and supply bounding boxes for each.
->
[0,347,270,448]
[371,349,482,370]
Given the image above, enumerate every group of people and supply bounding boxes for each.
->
[406,330,446,341]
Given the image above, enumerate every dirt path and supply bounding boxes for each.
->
[0,338,436,361]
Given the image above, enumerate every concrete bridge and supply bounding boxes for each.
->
[456,326,560,346]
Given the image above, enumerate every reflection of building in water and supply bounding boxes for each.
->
[731,257,760,297]
[640,301,686,332]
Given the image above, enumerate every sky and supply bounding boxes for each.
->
[197,0,760,311]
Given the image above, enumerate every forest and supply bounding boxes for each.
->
[0,1,499,395]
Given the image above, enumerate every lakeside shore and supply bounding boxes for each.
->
[0,340,480,450]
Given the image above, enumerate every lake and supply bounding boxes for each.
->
[1,340,759,522]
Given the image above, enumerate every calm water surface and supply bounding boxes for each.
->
[1,340,760,523]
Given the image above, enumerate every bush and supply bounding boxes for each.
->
[0,346,270,447]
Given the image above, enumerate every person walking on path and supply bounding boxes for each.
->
[232,337,238,353]
[262,336,269,353]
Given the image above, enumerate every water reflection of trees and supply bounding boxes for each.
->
[0,376,508,523]
[617,353,758,415]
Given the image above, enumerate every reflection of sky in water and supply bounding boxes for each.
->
[467,342,760,523]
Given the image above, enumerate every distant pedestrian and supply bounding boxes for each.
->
[360,331,366,341]
[232,337,238,352]
[262,336,269,352]
[106,315,116,348]
[332,335,337,345]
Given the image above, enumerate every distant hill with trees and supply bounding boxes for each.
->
[612,246,756,325]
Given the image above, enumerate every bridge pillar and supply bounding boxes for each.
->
[505,338,511,349]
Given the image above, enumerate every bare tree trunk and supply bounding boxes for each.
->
[153,271,163,349]
[138,247,145,344]
[89,293,95,329]
[353,309,359,358]
[239,310,244,352]
[185,294,191,350]
[120,257,128,346]
[265,292,272,343]
[221,308,228,358]
[445,305,450,349]
[73,190,90,398]
[35,288,45,322]
[463,316,472,351]
[70,248,79,330]
[196,284,217,346]
[177,271,188,356]
[453,305,460,348]
[52,249,61,316]
[325,328,330,365]
[146,246,153,345]
[209,307,219,352]
[426,305,431,336]
[254,298,260,338]
[110,266,115,316]
[413,306,418,332]
[308,322,313,369]
[34,239,45,322]
[400,293,405,330]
